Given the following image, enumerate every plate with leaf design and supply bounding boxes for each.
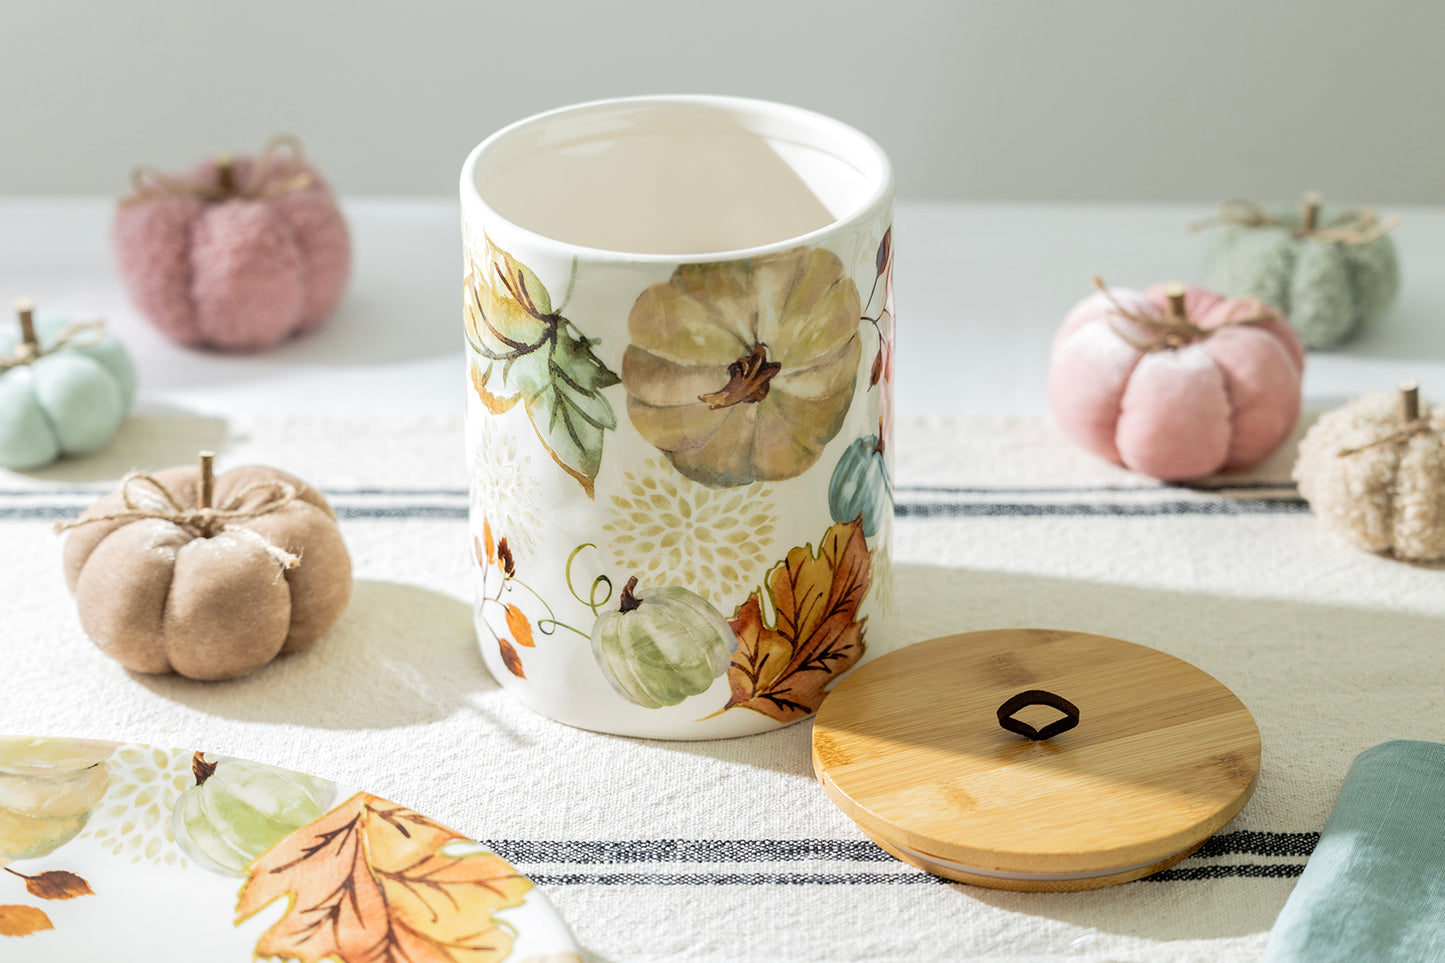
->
[0,736,580,962]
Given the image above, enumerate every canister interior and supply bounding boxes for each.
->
[468,97,890,256]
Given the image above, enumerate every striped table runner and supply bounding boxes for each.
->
[2,414,1439,962]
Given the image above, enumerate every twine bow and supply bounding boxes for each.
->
[1190,193,1399,245]
[2,318,106,370]
[1337,382,1438,457]
[1336,422,1434,457]
[54,472,302,569]
[121,134,315,207]
[1091,276,1281,352]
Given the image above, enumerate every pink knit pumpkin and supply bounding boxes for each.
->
[114,141,350,351]
[1048,281,1304,481]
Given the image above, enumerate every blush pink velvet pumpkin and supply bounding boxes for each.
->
[113,143,350,351]
[1048,282,1305,481]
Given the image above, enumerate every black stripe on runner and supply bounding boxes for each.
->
[1193,831,1318,859]
[0,505,472,522]
[896,499,1307,519]
[529,872,939,886]
[481,832,1316,865]
[0,482,1299,499]
[523,864,1304,886]
[1148,864,1304,882]
[895,482,1299,496]
[0,500,1309,523]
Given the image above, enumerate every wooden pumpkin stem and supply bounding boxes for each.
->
[215,154,236,195]
[1164,284,1188,324]
[619,576,643,613]
[1301,192,1323,233]
[191,751,218,786]
[1400,380,1421,423]
[197,451,215,513]
[13,297,36,351]
[698,344,782,410]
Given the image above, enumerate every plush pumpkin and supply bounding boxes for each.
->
[1294,382,1445,561]
[114,136,351,351]
[1198,193,1399,349]
[1049,279,1305,482]
[172,752,334,875]
[60,453,352,680]
[591,577,738,709]
[829,433,891,537]
[623,246,861,487]
[0,737,114,866]
[0,298,135,471]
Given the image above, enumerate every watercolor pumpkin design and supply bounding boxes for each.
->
[0,737,578,948]
[0,739,577,955]
[591,577,738,709]
[828,433,892,537]
[465,235,620,497]
[623,246,862,487]
[0,738,113,867]
[171,752,335,876]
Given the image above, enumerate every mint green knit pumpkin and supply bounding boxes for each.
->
[1199,198,1399,350]
[0,305,136,471]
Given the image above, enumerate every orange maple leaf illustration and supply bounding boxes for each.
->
[716,518,871,722]
[236,793,532,963]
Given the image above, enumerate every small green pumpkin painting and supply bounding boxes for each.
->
[171,752,335,875]
[829,434,892,537]
[0,298,136,471]
[591,577,738,709]
[1198,194,1400,349]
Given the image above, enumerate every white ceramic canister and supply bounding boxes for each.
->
[460,95,894,739]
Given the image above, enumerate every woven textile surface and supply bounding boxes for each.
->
[2,413,1440,962]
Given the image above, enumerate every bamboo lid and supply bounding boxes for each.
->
[812,629,1261,891]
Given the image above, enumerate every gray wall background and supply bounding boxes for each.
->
[2,0,1441,201]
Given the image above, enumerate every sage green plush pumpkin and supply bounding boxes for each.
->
[591,577,738,709]
[0,299,136,471]
[170,752,334,875]
[1199,195,1399,349]
[829,434,892,536]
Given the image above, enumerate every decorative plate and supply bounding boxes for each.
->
[0,736,580,961]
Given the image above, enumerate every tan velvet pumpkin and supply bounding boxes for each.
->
[61,456,351,680]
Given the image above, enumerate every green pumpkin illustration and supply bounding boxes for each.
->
[591,577,738,709]
[171,753,335,875]
[828,434,892,537]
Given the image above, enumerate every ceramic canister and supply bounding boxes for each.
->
[460,95,895,739]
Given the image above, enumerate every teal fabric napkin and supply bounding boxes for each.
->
[1263,740,1445,962]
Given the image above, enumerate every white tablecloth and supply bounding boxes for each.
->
[4,413,1441,961]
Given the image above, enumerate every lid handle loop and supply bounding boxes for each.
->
[997,689,1080,741]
